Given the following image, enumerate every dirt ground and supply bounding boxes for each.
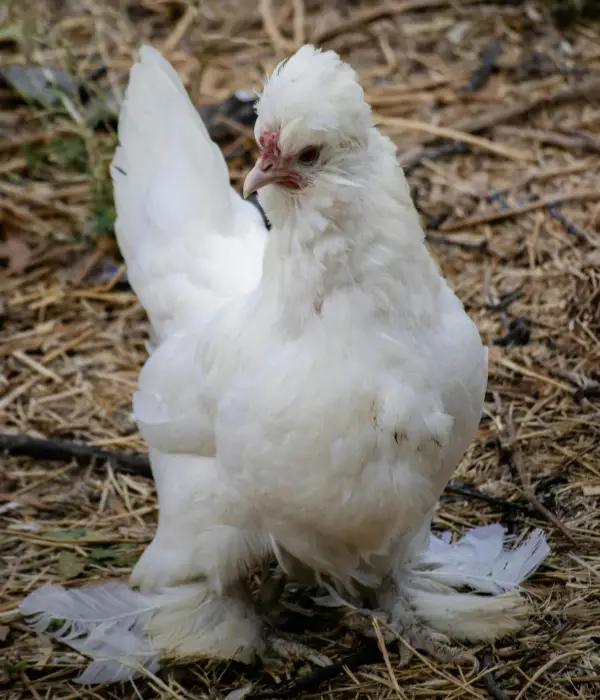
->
[1,1,600,698]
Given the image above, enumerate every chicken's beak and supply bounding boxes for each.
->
[243,159,282,198]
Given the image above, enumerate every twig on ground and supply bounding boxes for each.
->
[547,205,588,243]
[403,142,470,173]
[399,76,600,167]
[259,0,296,54]
[313,0,451,44]
[247,646,382,699]
[480,652,511,700]
[438,190,600,233]
[0,433,151,477]
[444,481,531,513]
[498,404,576,543]
[484,285,524,312]
[494,125,600,154]
[378,115,531,162]
[426,233,507,259]
[461,40,503,93]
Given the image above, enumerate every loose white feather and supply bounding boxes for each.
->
[415,524,550,593]
[20,583,159,684]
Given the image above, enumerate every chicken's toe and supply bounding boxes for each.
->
[260,632,332,668]
[344,603,466,666]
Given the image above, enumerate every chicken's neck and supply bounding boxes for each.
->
[258,137,443,329]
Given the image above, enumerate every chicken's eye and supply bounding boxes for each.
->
[297,146,321,165]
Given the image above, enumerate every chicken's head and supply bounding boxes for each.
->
[243,45,374,207]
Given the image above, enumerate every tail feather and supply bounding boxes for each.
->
[111,46,267,340]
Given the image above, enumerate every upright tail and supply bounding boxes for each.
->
[405,524,550,642]
[111,46,267,341]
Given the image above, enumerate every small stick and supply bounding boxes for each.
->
[480,652,511,700]
[292,0,305,48]
[502,408,575,543]
[451,76,600,135]
[0,433,152,477]
[259,0,296,54]
[491,354,575,394]
[426,233,506,259]
[246,646,382,699]
[484,285,524,312]
[461,40,503,93]
[402,142,470,174]
[161,5,198,54]
[313,0,451,44]
[438,190,600,233]
[373,619,406,697]
[494,125,600,154]
[444,481,531,513]
[399,76,600,166]
[547,205,587,243]
[378,115,531,162]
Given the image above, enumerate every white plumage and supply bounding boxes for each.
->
[21,45,549,683]
[21,583,159,684]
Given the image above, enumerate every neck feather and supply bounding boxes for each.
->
[257,132,442,327]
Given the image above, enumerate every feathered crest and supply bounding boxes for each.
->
[255,45,372,153]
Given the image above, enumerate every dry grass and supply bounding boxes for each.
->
[1,0,600,698]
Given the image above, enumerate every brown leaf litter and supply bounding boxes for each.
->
[1,1,600,698]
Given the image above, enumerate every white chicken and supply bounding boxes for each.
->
[21,45,549,684]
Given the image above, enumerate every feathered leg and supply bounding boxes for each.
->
[344,579,464,665]
[261,635,331,668]
[342,525,549,665]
